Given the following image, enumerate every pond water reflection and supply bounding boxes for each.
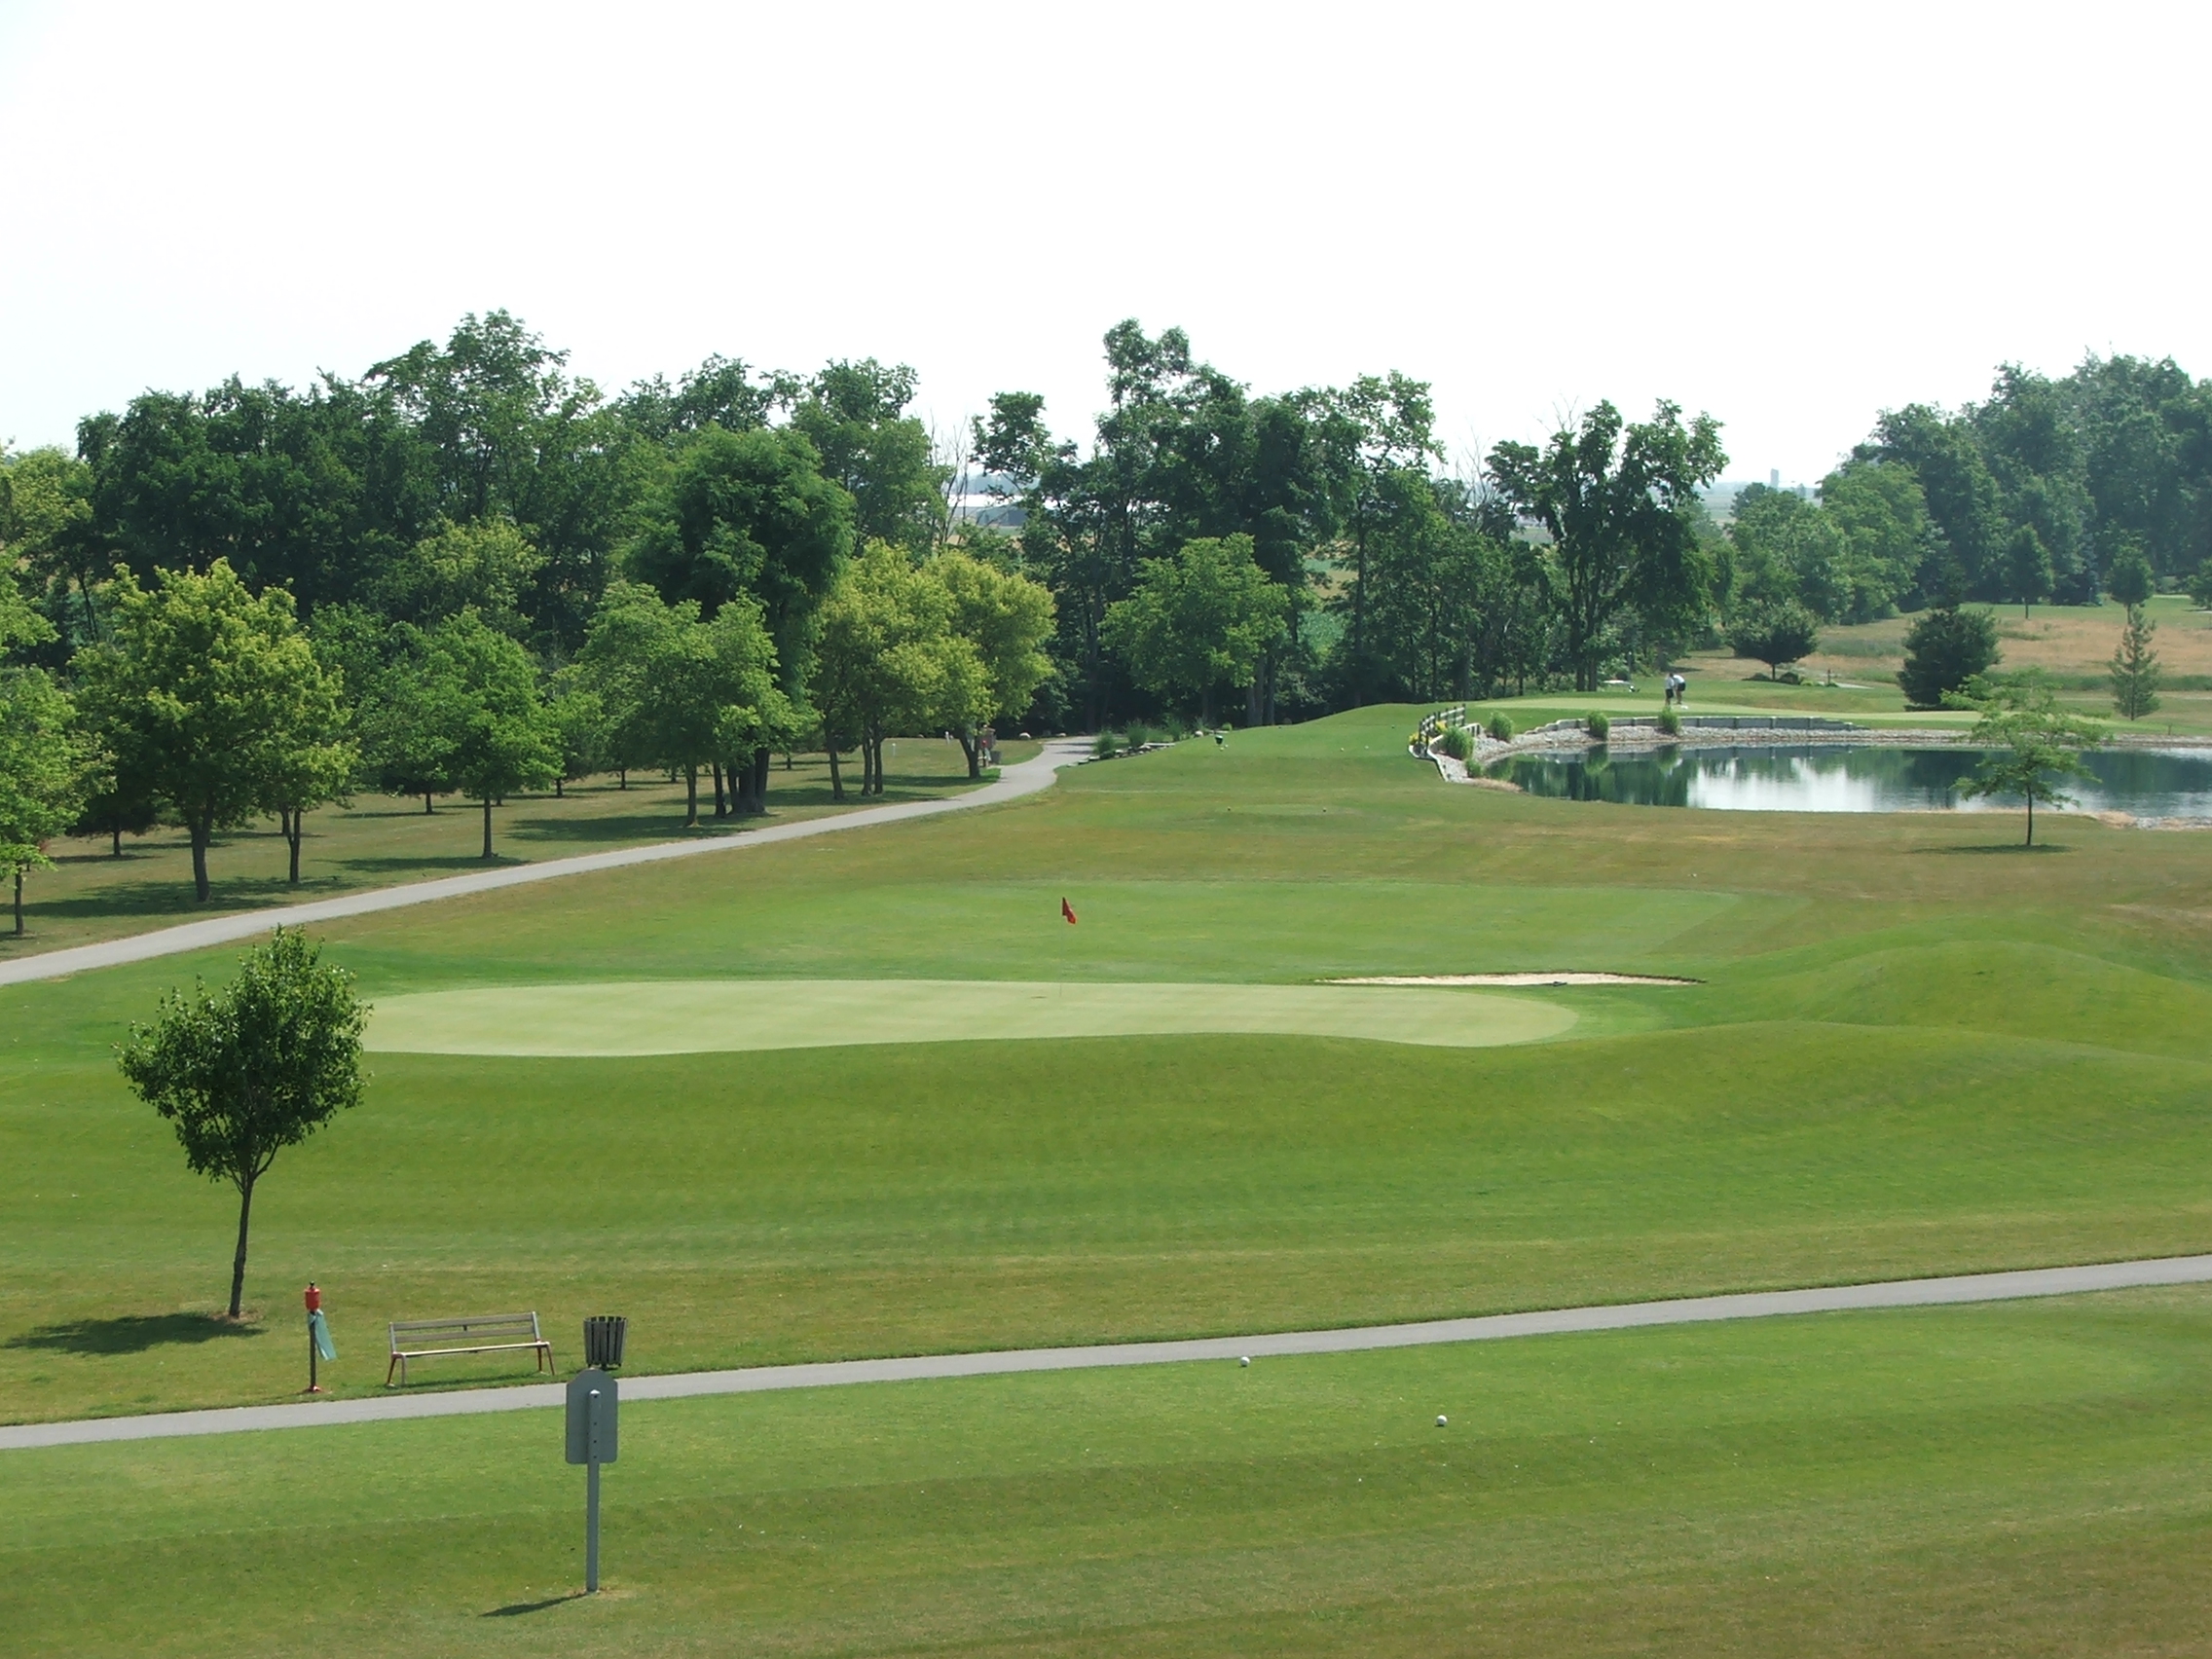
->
[1484,744,2212,820]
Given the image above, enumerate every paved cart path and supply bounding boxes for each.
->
[9,1253,2209,1451]
[0,740,1094,989]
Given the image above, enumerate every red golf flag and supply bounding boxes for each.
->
[1061,897,1078,925]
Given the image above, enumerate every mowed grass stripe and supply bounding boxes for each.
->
[364,979,1577,1055]
[8,1289,2212,1657]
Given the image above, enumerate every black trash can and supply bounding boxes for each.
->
[583,1315,628,1370]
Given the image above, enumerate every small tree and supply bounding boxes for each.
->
[1727,601,1821,681]
[0,573,95,935]
[546,676,608,797]
[2003,525,2051,619]
[2188,559,2212,610]
[1899,606,2000,710]
[257,643,356,885]
[1952,674,2105,847]
[2109,606,2163,720]
[1101,535,1289,725]
[73,561,348,901]
[118,929,368,1318]
[424,611,562,858]
[2106,549,2155,609]
[937,549,1054,777]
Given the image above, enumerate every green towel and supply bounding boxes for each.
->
[310,1309,336,1361]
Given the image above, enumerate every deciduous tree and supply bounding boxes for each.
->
[1952,673,2105,846]
[0,573,95,934]
[422,610,562,857]
[1102,535,1289,725]
[74,561,350,902]
[1487,401,1726,691]
[119,929,368,1318]
[937,549,1055,775]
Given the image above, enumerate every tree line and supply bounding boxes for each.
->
[5,313,2211,921]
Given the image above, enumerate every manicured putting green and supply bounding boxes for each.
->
[366,978,1575,1055]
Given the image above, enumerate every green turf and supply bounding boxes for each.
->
[9,1288,2212,1656]
[0,739,1033,960]
[364,978,1578,1054]
[8,700,2212,1650]
[5,708,2210,1421]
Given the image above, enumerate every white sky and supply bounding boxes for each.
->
[2,1,2205,486]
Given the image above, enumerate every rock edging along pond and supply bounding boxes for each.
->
[1476,742,2212,823]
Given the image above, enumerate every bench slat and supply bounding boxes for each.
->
[385,1310,553,1386]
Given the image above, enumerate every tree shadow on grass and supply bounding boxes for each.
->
[332,854,524,875]
[1914,842,2074,855]
[6,1312,262,1354]
[483,1594,587,1617]
[503,812,719,846]
[14,874,335,926]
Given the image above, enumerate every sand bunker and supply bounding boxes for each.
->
[368,978,1576,1056]
[1327,973,1699,987]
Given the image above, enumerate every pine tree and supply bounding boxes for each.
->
[2109,605,2163,720]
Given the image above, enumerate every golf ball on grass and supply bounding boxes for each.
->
[1436,1415,1448,1427]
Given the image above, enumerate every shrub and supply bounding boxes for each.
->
[2190,559,2212,610]
[1899,606,2001,709]
[1125,723,1154,750]
[1485,713,1514,743]
[1727,601,1821,680]
[1658,706,1682,737]
[1586,712,1610,740]
[1092,731,1121,759]
[2107,551,2156,609]
[1434,725,1473,761]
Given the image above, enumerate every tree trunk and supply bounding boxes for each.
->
[712,761,726,819]
[555,777,564,798]
[828,745,844,800]
[285,809,304,884]
[684,766,699,828]
[228,1177,255,1318]
[190,817,212,903]
[424,792,433,814]
[618,767,628,791]
[752,747,769,811]
[2025,792,2035,847]
[111,818,122,856]
[13,868,21,937]
[957,732,979,779]
[481,798,495,859]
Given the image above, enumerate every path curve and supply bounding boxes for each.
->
[0,740,1093,989]
[7,1251,2207,1450]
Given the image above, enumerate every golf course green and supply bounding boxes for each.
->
[4,702,2210,1653]
[366,978,1577,1054]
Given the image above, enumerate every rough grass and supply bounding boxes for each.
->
[7,1288,2212,1656]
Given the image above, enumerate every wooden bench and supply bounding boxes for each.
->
[386,1312,553,1386]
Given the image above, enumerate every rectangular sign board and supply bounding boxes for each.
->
[566,1367,618,1464]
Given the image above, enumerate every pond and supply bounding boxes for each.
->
[1483,744,2212,821]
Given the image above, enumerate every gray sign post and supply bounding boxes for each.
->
[566,1367,619,1592]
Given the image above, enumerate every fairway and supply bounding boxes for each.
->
[366,978,1577,1055]
[7,701,2212,1650]
[10,1287,2212,1656]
